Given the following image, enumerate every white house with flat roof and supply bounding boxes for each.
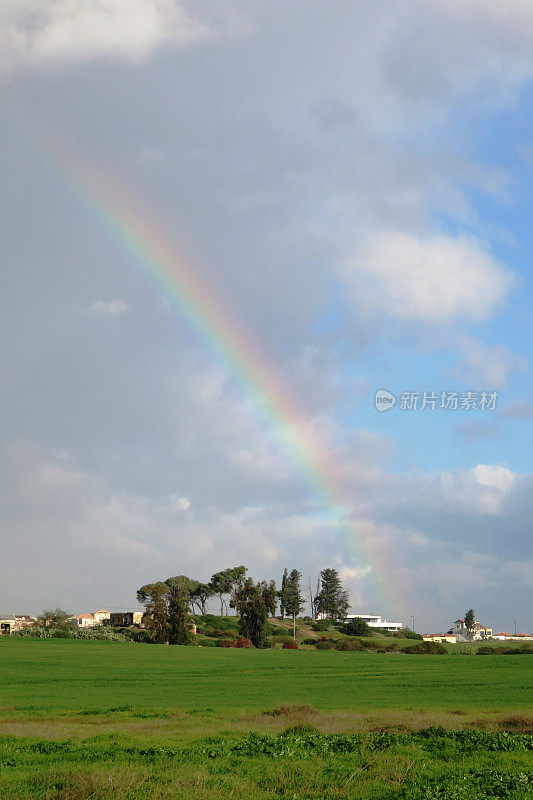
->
[345,614,403,632]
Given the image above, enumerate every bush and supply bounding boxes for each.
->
[282,640,298,649]
[344,617,371,637]
[399,627,423,640]
[313,620,331,632]
[335,638,364,651]
[402,641,446,654]
[302,638,317,645]
[477,646,496,655]
[316,640,336,650]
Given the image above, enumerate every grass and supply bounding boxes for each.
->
[0,638,531,798]
[1,637,531,713]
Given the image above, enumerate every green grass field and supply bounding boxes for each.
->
[1,639,531,799]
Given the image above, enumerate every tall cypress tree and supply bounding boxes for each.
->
[316,568,350,620]
[166,576,195,645]
[279,568,289,618]
[136,582,169,643]
[285,569,304,641]
[236,578,268,647]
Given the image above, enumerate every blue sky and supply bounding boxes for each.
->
[0,1,531,633]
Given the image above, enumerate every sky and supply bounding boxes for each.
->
[0,0,531,633]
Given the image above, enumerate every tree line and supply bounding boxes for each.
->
[136,566,350,647]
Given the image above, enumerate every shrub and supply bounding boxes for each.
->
[316,640,336,650]
[282,640,298,649]
[344,617,371,637]
[402,641,446,654]
[302,638,317,645]
[335,638,364,651]
[272,634,293,643]
[219,637,252,648]
[313,619,331,632]
[477,646,496,655]
[398,627,423,640]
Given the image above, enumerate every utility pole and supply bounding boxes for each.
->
[514,620,517,636]
[411,615,415,632]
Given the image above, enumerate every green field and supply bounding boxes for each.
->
[1,638,531,713]
[1,639,532,799]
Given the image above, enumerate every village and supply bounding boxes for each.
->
[1,609,531,643]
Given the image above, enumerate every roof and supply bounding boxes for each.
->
[95,610,109,614]
[77,613,94,619]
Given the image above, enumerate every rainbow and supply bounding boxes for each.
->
[29,129,402,612]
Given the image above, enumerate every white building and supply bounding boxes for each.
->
[345,614,403,632]
[75,613,95,628]
[451,618,492,641]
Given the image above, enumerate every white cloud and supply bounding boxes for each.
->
[0,0,210,74]
[167,495,191,512]
[89,299,129,317]
[344,231,512,323]
[388,463,521,517]
[453,335,527,388]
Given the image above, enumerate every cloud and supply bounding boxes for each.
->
[453,421,497,444]
[88,299,129,317]
[499,399,533,420]
[344,231,512,323]
[453,335,528,388]
[0,0,211,75]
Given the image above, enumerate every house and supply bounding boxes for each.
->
[344,614,403,632]
[452,618,492,641]
[76,613,96,629]
[109,611,144,628]
[14,615,36,628]
[493,631,533,641]
[422,634,457,643]
[93,610,110,625]
[0,618,15,635]
[0,615,36,634]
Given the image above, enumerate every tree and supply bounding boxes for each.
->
[235,578,268,648]
[166,576,196,645]
[37,609,71,628]
[285,569,304,641]
[316,568,350,620]
[211,566,247,616]
[227,566,248,614]
[190,582,214,616]
[464,609,476,639]
[279,568,289,618]
[137,582,169,643]
[337,589,350,621]
[210,570,232,616]
[261,580,277,617]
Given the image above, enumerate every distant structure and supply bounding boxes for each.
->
[450,618,492,641]
[422,633,457,643]
[109,611,144,627]
[75,613,95,628]
[344,613,402,632]
[0,615,36,635]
